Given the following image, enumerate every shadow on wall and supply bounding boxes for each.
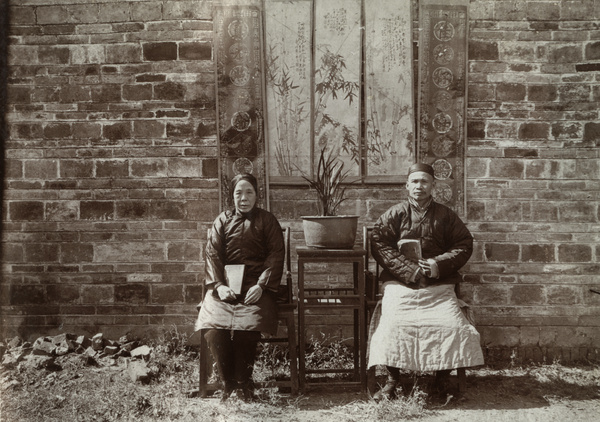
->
[0,1,8,277]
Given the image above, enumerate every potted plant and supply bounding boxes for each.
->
[299,147,359,249]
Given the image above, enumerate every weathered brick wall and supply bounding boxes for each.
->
[3,0,219,340]
[2,0,600,363]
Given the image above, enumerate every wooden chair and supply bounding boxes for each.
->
[197,227,299,397]
[363,226,467,394]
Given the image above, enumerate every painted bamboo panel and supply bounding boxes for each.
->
[313,0,362,175]
[264,0,312,178]
[364,0,415,178]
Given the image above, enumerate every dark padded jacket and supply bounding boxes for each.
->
[205,207,284,294]
[371,200,473,288]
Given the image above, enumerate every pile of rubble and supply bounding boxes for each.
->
[0,333,154,383]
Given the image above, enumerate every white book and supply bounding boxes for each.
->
[224,264,245,295]
[397,239,422,262]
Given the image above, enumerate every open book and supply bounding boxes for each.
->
[398,239,422,263]
[224,264,245,295]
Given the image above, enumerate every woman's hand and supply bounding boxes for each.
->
[244,285,263,305]
[418,258,439,279]
[216,285,237,301]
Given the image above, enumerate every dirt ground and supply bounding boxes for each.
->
[1,355,599,421]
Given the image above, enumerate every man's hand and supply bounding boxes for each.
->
[244,285,263,305]
[418,258,439,279]
[216,285,237,301]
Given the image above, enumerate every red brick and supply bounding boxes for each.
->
[547,285,581,305]
[123,84,153,101]
[46,201,78,221]
[519,122,550,140]
[106,44,142,64]
[489,159,524,178]
[497,83,526,101]
[96,160,129,177]
[59,85,91,103]
[38,46,70,64]
[136,74,166,82]
[143,42,177,61]
[91,85,122,103]
[151,284,184,304]
[528,85,557,102]
[130,159,167,177]
[9,201,44,221]
[469,40,499,61]
[179,42,211,60]
[559,202,595,222]
[131,2,162,21]
[36,6,68,25]
[102,122,131,141]
[132,121,165,138]
[81,285,114,304]
[522,244,554,262]
[98,3,130,23]
[60,243,94,264]
[80,201,114,220]
[24,244,59,263]
[166,122,194,137]
[510,285,545,306]
[10,285,46,305]
[167,243,201,261]
[10,6,36,24]
[484,243,520,262]
[24,160,58,179]
[558,244,592,262]
[114,284,149,304]
[47,285,80,304]
[154,82,185,101]
[549,45,583,63]
[60,160,94,178]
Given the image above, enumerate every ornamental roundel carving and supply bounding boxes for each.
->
[432,112,453,134]
[229,65,251,87]
[433,90,453,112]
[231,111,251,132]
[432,67,453,89]
[432,181,453,204]
[433,44,454,65]
[431,134,455,157]
[433,21,455,42]
[233,157,254,174]
[229,43,250,63]
[432,158,453,180]
[227,19,249,40]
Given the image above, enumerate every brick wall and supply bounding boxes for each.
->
[2,0,600,363]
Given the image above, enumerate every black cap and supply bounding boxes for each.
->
[407,163,434,177]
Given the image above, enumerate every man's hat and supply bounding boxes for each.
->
[407,163,435,177]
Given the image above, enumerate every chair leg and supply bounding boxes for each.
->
[457,367,466,393]
[285,313,299,396]
[199,330,209,398]
[367,366,377,395]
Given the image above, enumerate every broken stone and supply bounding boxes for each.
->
[2,354,18,369]
[103,345,119,356]
[127,360,150,384]
[51,333,76,345]
[120,341,138,352]
[92,333,104,351]
[55,346,69,357]
[83,346,97,357]
[130,345,151,359]
[8,337,22,349]
[32,338,56,356]
[25,355,56,370]
[76,335,91,349]
[0,344,6,360]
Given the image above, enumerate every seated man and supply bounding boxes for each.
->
[368,163,484,401]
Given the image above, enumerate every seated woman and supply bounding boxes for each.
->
[195,173,284,401]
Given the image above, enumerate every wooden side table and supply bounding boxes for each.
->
[296,246,367,392]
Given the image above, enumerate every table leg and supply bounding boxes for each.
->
[297,260,306,393]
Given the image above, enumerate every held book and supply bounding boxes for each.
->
[224,264,245,295]
[397,239,422,262]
